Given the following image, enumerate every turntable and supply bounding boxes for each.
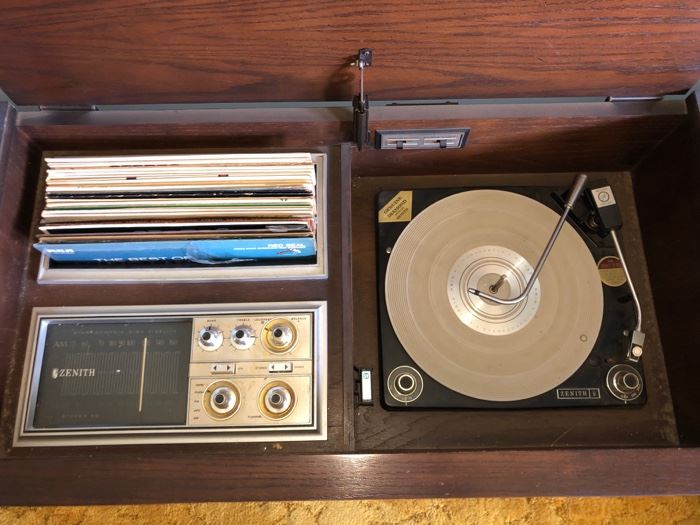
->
[377,175,646,409]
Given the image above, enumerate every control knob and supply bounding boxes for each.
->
[258,381,296,419]
[203,380,241,420]
[198,326,224,351]
[231,325,255,349]
[262,319,297,353]
[606,364,643,402]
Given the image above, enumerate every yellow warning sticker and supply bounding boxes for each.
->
[598,256,627,287]
[378,191,413,223]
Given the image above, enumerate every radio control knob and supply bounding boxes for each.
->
[198,326,224,351]
[203,380,241,420]
[262,319,298,353]
[211,386,237,413]
[265,385,293,413]
[606,364,643,402]
[258,381,296,419]
[231,325,255,349]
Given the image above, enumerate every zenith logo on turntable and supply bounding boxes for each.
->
[556,388,601,400]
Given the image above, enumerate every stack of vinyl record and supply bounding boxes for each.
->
[34,153,318,266]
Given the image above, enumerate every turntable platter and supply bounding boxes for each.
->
[385,190,604,402]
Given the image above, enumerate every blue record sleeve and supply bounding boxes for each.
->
[34,237,316,264]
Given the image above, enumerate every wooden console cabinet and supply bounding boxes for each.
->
[0,1,699,504]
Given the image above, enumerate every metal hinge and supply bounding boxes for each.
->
[352,48,372,150]
[605,96,663,102]
[38,104,99,111]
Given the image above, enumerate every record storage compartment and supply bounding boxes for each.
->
[32,151,329,283]
[0,92,699,503]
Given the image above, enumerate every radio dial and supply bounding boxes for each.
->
[198,326,224,351]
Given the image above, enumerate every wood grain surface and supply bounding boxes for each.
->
[0,448,698,505]
[634,92,700,445]
[0,111,37,416]
[0,1,698,105]
[15,102,686,174]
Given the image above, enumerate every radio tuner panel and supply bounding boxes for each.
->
[14,302,327,447]
[188,313,314,427]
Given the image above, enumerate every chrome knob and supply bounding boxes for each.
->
[395,373,416,394]
[270,325,293,347]
[264,385,293,414]
[258,381,296,419]
[198,326,223,351]
[231,325,255,349]
[262,319,297,353]
[210,386,238,414]
[203,380,241,420]
[614,371,640,393]
[606,364,643,402]
[387,366,424,403]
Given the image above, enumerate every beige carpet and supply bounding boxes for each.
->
[1,497,700,524]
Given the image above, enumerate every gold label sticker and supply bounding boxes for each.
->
[378,191,413,223]
[598,256,627,287]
